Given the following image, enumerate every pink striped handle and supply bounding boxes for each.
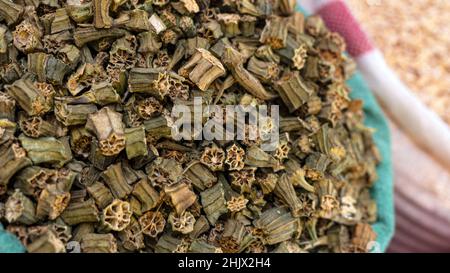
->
[316,0,375,57]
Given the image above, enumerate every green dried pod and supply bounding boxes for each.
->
[189,215,210,239]
[0,0,23,25]
[117,216,145,251]
[5,78,50,116]
[279,0,296,15]
[81,233,117,253]
[200,181,228,225]
[274,174,302,217]
[305,15,327,37]
[13,20,42,53]
[0,119,16,146]
[148,13,167,34]
[61,199,100,225]
[19,135,73,168]
[27,229,66,253]
[101,163,133,199]
[155,234,188,253]
[46,54,70,85]
[93,0,112,28]
[50,219,73,244]
[0,142,32,190]
[27,52,49,82]
[131,178,160,212]
[260,16,287,49]
[66,63,107,96]
[255,45,280,64]
[222,46,277,100]
[225,143,245,171]
[5,189,37,225]
[146,157,183,187]
[200,145,225,171]
[137,31,161,54]
[55,102,98,127]
[284,159,315,193]
[201,20,223,41]
[189,238,222,253]
[217,13,241,37]
[58,82,120,106]
[71,222,95,243]
[128,68,170,99]
[86,107,125,156]
[101,199,132,231]
[184,161,217,191]
[327,225,350,253]
[304,152,332,181]
[125,126,148,160]
[245,145,282,170]
[168,211,196,234]
[275,71,313,113]
[253,207,300,245]
[66,2,93,23]
[109,35,137,69]
[86,181,114,209]
[277,35,309,69]
[18,113,59,138]
[219,218,246,253]
[178,48,226,91]
[247,56,279,83]
[57,44,81,69]
[0,91,16,121]
[229,168,256,194]
[51,8,73,34]
[286,12,305,35]
[236,0,262,17]
[73,26,126,47]
[186,36,210,56]
[316,179,339,219]
[164,182,197,215]
[13,166,58,197]
[123,9,150,31]
[138,210,166,237]
[257,173,278,195]
[240,15,257,37]
[178,16,195,37]
[36,184,71,220]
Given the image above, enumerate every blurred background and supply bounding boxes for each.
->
[301,0,450,252]
[348,0,450,252]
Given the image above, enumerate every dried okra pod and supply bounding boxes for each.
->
[164,182,197,215]
[5,78,50,116]
[19,135,73,168]
[86,107,126,156]
[101,199,132,231]
[86,181,114,209]
[179,48,226,91]
[27,229,66,253]
[61,199,100,225]
[200,182,228,225]
[253,207,300,245]
[101,163,133,199]
[184,161,217,191]
[5,190,37,225]
[81,233,117,253]
[125,126,148,160]
[36,185,71,220]
[0,142,32,190]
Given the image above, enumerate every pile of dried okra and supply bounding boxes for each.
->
[0,0,379,253]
